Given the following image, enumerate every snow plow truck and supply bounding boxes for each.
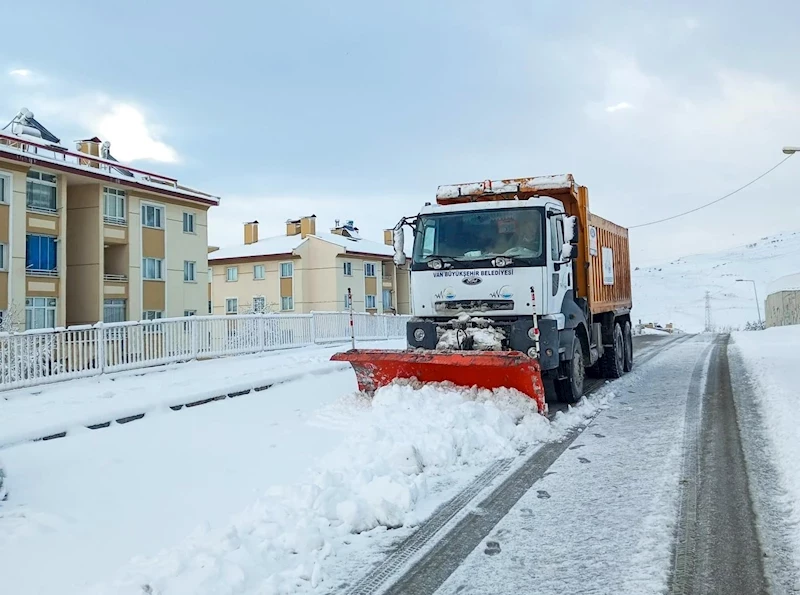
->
[332,174,633,414]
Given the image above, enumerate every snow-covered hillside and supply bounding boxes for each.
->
[632,231,800,333]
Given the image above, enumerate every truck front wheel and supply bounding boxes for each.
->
[600,322,625,379]
[556,337,585,404]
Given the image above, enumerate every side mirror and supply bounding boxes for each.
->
[564,216,579,245]
[561,243,578,261]
[393,222,406,266]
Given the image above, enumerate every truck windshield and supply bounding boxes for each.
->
[412,207,545,269]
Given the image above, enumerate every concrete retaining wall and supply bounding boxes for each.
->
[766,290,800,328]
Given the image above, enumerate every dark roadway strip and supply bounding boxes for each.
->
[669,335,769,595]
[344,333,692,595]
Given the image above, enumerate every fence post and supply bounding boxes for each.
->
[258,315,265,352]
[191,317,199,360]
[383,315,389,339]
[96,323,106,374]
[310,311,317,344]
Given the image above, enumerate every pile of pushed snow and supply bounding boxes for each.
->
[0,458,6,503]
[89,382,597,595]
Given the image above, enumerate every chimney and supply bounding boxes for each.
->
[244,221,259,245]
[286,219,301,236]
[76,137,102,168]
[383,229,393,246]
[300,215,316,238]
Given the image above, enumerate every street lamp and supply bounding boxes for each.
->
[736,279,763,328]
[782,146,800,155]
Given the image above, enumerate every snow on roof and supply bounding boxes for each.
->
[314,232,395,257]
[209,231,396,262]
[768,273,800,295]
[209,234,308,261]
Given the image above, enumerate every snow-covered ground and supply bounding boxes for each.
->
[732,326,800,565]
[632,231,800,332]
[0,340,402,447]
[0,341,600,595]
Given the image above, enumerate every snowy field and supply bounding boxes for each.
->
[0,340,600,595]
[632,231,800,332]
[732,326,800,566]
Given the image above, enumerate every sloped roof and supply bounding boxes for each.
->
[209,231,396,262]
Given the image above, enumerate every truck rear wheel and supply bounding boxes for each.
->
[623,321,634,372]
[556,337,585,404]
[600,322,625,379]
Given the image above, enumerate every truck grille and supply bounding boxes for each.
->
[435,300,514,313]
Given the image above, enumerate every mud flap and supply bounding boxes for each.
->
[331,349,546,414]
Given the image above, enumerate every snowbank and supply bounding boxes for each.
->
[89,382,599,595]
[732,326,800,561]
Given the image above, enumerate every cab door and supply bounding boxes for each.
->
[547,205,572,313]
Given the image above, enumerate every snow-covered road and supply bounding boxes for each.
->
[2,331,797,595]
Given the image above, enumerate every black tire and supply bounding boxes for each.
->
[600,322,625,379]
[556,337,585,404]
[623,321,634,372]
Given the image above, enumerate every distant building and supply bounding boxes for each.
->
[0,108,219,330]
[765,273,800,327]
[208,216,410,315]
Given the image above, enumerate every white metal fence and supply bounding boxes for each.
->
[0,312,411,391]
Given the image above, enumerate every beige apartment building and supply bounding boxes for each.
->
[0,108,219,330]
[209,216,410,315]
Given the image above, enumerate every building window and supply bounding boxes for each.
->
[364,263,376,277]
[142,257,164,280]
[142,310,163,320]
[184,310,196,317]
[280,262,293,278]
[183,212,195,233]
[281,296,294,311]
[344,293,352,308]
[383,289,392,309]
[226,298,238,314]
[253,264,265,280]
[0,172,10,204]
[226,266,238,282]
[103,187,126,225]
[366,294,377,309]
[208,300,212,314]
[26,170,57,213]
[141,204,165,229]
[252,296,266,313]
[343,261,352,276]
[26,234,57,274]
[184,260,196,282]
[0,242,7,271]
[25,297,56,330]
[103,299,127,323]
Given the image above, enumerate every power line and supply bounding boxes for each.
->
[629,154,794,229]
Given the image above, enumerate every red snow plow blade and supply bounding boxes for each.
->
[331,349,546,413]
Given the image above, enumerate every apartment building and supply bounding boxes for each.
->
[209,216,410,315]
[0,108,219,330]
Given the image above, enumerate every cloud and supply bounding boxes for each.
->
[685,17,699,30]
[9,68,32,78]
[10,91,179,163]
[93,102,178,163]
[605,101,633,113]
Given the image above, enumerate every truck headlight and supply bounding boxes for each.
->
[527,347,537,358]
[414,328,426,342]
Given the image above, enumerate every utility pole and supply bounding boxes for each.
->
[704,291,713,333]
[736,279,763,329]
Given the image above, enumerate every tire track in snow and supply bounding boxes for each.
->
[344,333,692,595]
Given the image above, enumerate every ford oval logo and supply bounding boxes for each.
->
[462,276,482,286]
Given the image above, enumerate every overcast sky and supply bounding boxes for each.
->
[3,0,800,266]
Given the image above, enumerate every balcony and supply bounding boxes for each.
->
[103,215,127,226]
[26,268,58,277]
[104,273,128,282]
